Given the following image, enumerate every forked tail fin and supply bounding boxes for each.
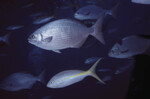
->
[90,15,105,44]
[87,58,105,84]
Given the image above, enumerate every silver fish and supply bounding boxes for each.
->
[28,15,105,53]
[33,16,54,25]
[131,0,150,4]
[108,35,150,58]
[74,5,114,20]
[0,70,45,91]
[46,58,105,88]
[84,57,100,64]
[6,25,24,30]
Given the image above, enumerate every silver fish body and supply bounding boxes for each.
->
[28,16,104,53]
[47,70,86,88]
[74,5,111,20]
[108,35,150,58]
[0,71,44,91]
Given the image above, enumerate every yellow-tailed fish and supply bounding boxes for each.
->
[47,58,105,88]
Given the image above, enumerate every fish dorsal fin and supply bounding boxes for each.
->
[87,58,105,84]
[42,36,53,43]
[37,69,46,84]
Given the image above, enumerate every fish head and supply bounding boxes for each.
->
[47,78,64,88]
[74,8,91,20]
[28,33,42,45]
[28,31,53,49]
[108,43,130,58]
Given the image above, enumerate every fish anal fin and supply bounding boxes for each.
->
[52,50,61,53]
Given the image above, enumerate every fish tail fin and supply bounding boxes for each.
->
[87,58,105,84]
[38,69,46,84]
[1,33,11,44]
[110,3,119,18]
[90,15,105,45]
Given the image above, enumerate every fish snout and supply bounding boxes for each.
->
[46,82,54,88]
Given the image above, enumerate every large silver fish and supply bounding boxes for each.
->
[74,5,116,20]
[46,58,105,88]
[0,70,45,91]
[28,15,105,53]
[108,35,150,58]
[131,0,150,4]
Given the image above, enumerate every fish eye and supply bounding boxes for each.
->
[30,35,35,39]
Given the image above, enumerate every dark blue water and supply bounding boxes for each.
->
[0,0,148,99]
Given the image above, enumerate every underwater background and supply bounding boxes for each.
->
[0,0,148,99]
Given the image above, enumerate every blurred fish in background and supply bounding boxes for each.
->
[6,25,24,30]
[74,5,116,20]
[131,0,150,4]
[108,35,150,58]
[32,15,54,25]
[84,57,100,64]
[0,70,45,91]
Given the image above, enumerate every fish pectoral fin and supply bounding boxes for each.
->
[52,50,61,53]
[72,38,87,48]
[120,49,129,53]
[42,36,53,43]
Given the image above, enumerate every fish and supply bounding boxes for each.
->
[22,3,34,8]
[32,16,54,25]
[108,35,150,58]
[74,4,117,20]
[84,57,100,64]
[98,69,111,72]
[0,70,45,91]
[46,58,105,88]
[28,14,105,53]
[131,0,150,4]
[0,33,11,45]
[6,25,24,30]
[29,12,43,17]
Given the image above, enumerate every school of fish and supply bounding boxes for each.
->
[0,0,150,94]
